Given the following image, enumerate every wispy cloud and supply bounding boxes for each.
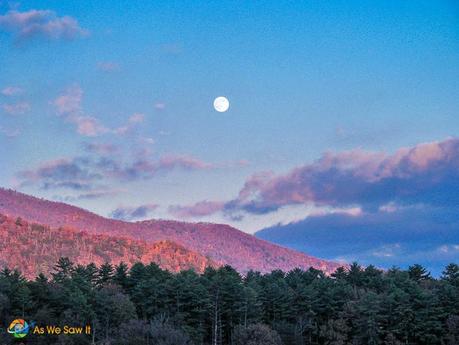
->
[154,102,166,110]
[53,85,82,115]
[82,142,118,155]
[17,152,215,192]
[2,101,30,115]
[113,113,145,135]
[169,201,225,219]
[72,116,109,137]
[0,9,88,42]
[52,85,107,137]
[17,157,102,191]
[52,86,144,137]
[140,137,155,145]
[66,189,123,201]
[155,155,214,171]
[1,86,23,96]
[110,204,158,221]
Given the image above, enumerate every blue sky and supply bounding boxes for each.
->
[1,1,458,272]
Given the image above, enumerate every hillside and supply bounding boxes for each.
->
[0,213,217,278]
[0,188,343,274]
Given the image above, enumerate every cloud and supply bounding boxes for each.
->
[0,9,88,42]
[169,201,225,219]
[1,86,23,96]
[17,153,215,192]
[114,113,145,135]
[110,204,158,221]
[370,244,401,258]
[141,137,155,145]
[51,87,103,137]
[115,154,214,181]
[82,142,118,155]
[2,101,30,115]
[256,205,459,275]
[66,189,122,201]
[156,155,214,171]
[128,113,144,123]
[97,61,120,72]
[154,102,166,110]
[169,138,459,221]
[222,137,459,216]
[53,85,82,115]
[17,158,102,191]
[72,116,109,136]
[52,86,147,137]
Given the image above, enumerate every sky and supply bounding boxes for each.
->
[1,0,458,273]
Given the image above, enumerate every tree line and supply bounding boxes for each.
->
[0,259,458,345]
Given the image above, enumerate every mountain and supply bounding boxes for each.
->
[0,188,343,274]
[0,213,217,278]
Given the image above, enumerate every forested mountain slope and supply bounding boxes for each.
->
[0,213,217,278]
[0,188,342,273]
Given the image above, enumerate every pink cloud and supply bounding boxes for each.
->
[72,116,108,137]
[169,201,225,218]
[1,86,23,96]
[183,138,459,217]
[53,85,82,115]
[18,158,102,191]
[128,113,144,123]
[0,9,88,42]
[232,138,459,213]
[17,152,216,191]
[157,155,214,171]
[114,113,145,135]
[52,86,108,137]
[120,154,214,180]
[2,101,30,115]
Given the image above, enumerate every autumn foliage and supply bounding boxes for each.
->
[0,188,342,274]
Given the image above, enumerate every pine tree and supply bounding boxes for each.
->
[97,262,114,287]
[408,264,431,283]
[52,257,74,283]
[442,264,459,286]
[114,262,129,290]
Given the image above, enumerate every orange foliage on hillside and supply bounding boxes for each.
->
[0,188,343,274]
[0,213,218,278]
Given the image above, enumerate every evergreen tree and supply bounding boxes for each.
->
[0,259,458,345]
[97,262,114,287]
[442,264,459,286]
[408,264,431,283]
[114,262,129,290]
[52,257,74,283]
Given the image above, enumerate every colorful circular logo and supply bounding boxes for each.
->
[7,319,30,339]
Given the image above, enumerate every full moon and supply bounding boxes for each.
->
[213,96,230,112]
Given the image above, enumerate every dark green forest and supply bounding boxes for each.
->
[0,259,458,345]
